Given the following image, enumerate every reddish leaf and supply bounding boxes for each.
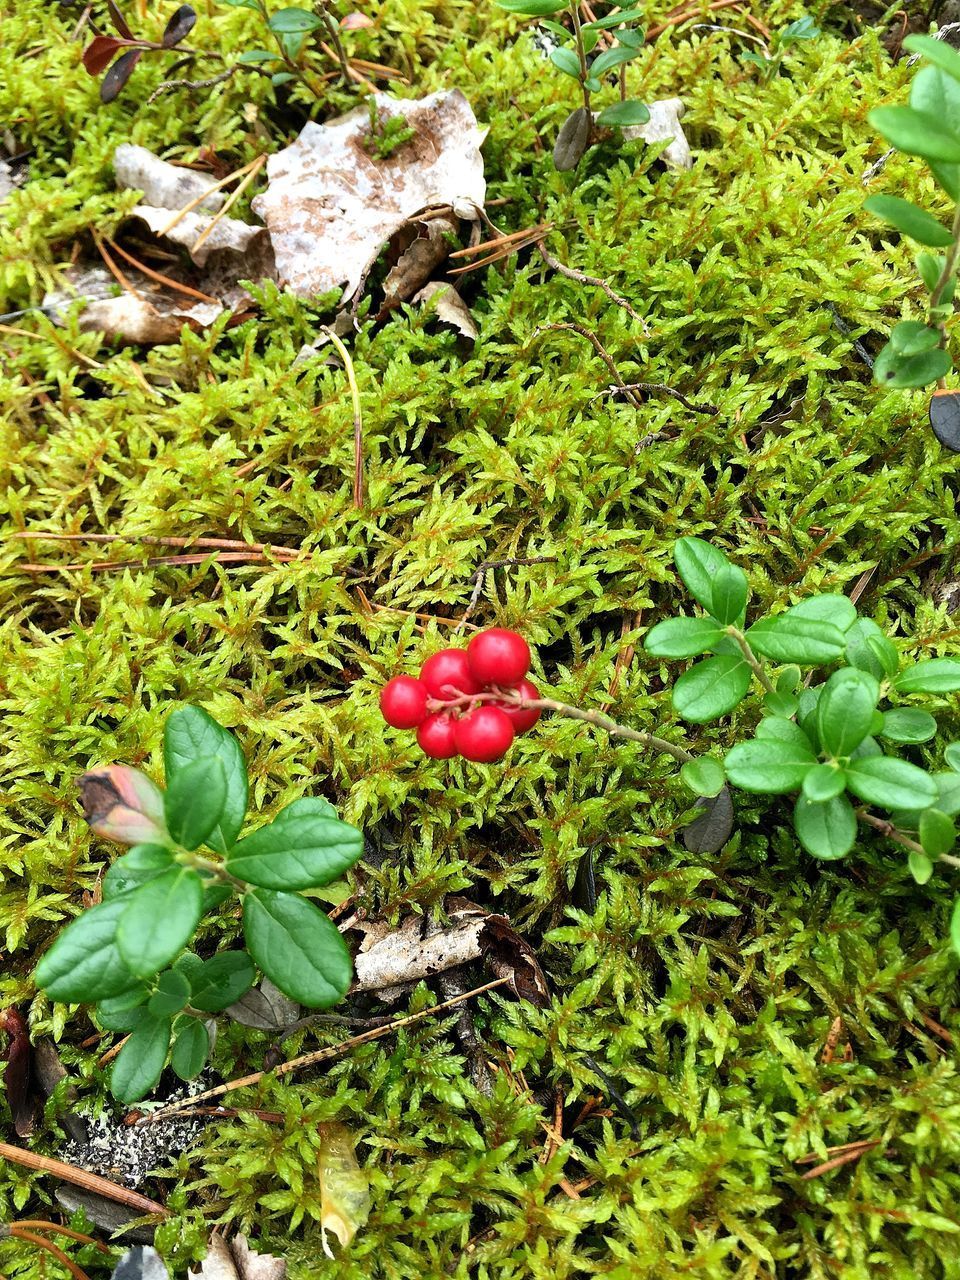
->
[162,4,197,48]
[340,12,374,29]
[105,0,134,39]
[1,1007,36,1138]
[101,49,144,103]
[82,35,126,77]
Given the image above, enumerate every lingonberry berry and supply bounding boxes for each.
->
[420,648,480,699]
[454,705,515,762]
[466,628,530,688]
[416,712,459,759]
[380,676,428,729]
[501,678,541,733]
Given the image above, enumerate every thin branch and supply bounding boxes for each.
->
[531,323,638,401]
[191,155,266,255]
[0,1142,167,1217]
[590,381,719,415]
[12,531,299,558]
[8,1229,92,1280]
[148,65,237,103]
[537,243,649,333]
[727,627,776,693]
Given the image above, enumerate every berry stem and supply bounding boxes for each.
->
[431,690,694,765]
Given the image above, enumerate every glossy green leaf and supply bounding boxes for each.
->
[673,537,731,614]
[707,563,748,626]
[243,889,353,1008]
[549,47,581,79]
[790,595,858,631]
[755,717,814,747]
[236,49,279,63]
[845,618,898,680]
[227,798,363,890]
[945,742,960,772]
[802,764,847,802]
[864,194,954,247]
[680,756,726,798]
[672,655,751,722]
[597,99,650,127]
[644,615,724,657]
[763,690,799,718]
[35,899,138,1003]
[171,1019,210,1081]
[793,794,858,860]
[879,708,938,743]
[96,988,149,1031]
[111,1012,172,1103]
[845,757,939,811]
[919,807,955,857]
[909,849,934,883]
[746,611,846,664]
[583,6,644,28]
[163,706,249,853]
[724,738,817,793]
[873,340,951,388]
[889,319,943,356]
[116,867,204,978]
[868,106,960,163]
[164,756,226,851]
[148,970,191,1017]
[815,668,879,757]
[188,951,256,1012]
[267,6,323,32]
[894,658,960,693]
[102,844,174,900]
[591,45,642,76]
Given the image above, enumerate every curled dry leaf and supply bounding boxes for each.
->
[227,978,299,1031]
[1,1006,35,1137]
[189,1232,286,1280]
[130,206,270,271]
[114,144,225,213]
[479,916,550,1007]
[318,1123,370,1258]
[383,215,458,306]
[620,97,693,170]
[43,265,223,345]
[413,281,478,340]
[251,90,486,300]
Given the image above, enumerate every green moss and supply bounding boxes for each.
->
[2,0,960,1276]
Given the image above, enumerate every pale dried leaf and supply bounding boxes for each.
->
[188,1232,285,1280]
[114,144,224,212]
[620,97,693,170]
[318,1124,370,1258]
[351,913,484,992]
[43,267,222,344]
[252,90,486,300]
[383,215,457,305]
[130,205,271,271]
[413,281,478,340]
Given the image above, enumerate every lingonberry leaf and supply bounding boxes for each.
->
[790,595,858,632]
[755,717,814,747]
[583,7,644,28]
[643,616,724,658]
[946,743,960,773]
[845,618,898,680]
[868,105,960,164]
[82,35,127,77]
[873,341,951,388]
[162,4,197,47]
[673,537,731,615]
[187,951,256,1012]
[746,611,846,664]
[148,970,191,1018]
[682,786,734,854]
[908,850,934,884]
[549,47,581,79]
[894,658,960,693]
[164,756,226,851]
[864,194,954,247]
[96,987,149,1031]
[597,100,651,128]
[243,889,352,1008]
[904,34,960,85]
[845,757,939,811]
[707,563,748,626]
[101,50,143,104]
[267,6,325,32]
[170,1019,210,1081]
[879,708,938,743]
[226,798,363,889]
[802,764,847,803]
[671,655,751,722]
[724,738,817,793]
[815,668,879,758]
[680,757,726,798]
[793,794,858,860]
[105,0,134,39]
[102,844,175,900]
[34,900,138,1002]
[889,320,942,356]
[163,706,249,853]
[111,1013,172,1103]
[590,45,642,76]
[919,807,955,857]
[116,867,204,978]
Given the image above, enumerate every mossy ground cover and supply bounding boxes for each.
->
[3,0,960,1275]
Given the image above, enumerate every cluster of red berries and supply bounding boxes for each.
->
[379,628,541,762]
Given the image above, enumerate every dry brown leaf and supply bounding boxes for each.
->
[226,979,299,1031]
[317,1123,370,1258]
[114,144,225,213]
[252,90,486,300]
[383,215,458,306]
[413,281,478,340]
[188,1232,285,1280]
[620,97,693,170]
[130,206,271,271]
[351,912,485,993]
[43,267,222,344]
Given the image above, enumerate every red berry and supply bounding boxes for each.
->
[416,712,459,759]
[454,706,515,763]
[466,628,530,688]
[420,648,480,700]
[501,679,541,733]
[379,676,428,729]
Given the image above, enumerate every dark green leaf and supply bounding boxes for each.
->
[597,99,651,127]
[794,794,858,860]
[243,889,353,1008]
[763,690,799,718]
[163,706,249,852]
[673,537,731,614]
[894,657,960,693]
[864,194,954,247]
[707,563,748,626]
[672,655,751,722]
[680,756,726,798]
[790,595,858,631]
[148,970,191,1017]
[549,47,581,78]
[237,49,279,63]
[889,319,943,355]
[171,1019,210,1081]
[34,900,137,1003]
[226,798,364,890]
[644,615,724,657]
[746,611,846,664]
[553,107,592,170]
[845,757,939,810]
[102,844,174,900]
[868,105,960,163]
[116,867,204,978]
[110,1013,171,1103]
[724,738,817,793]
[267,6,323,32]
[945,742,960,772]
[802,764,847,802]
[188,951,256,1012]
[815,668,879,757]
[919,807,955,856]
[845,618,898,680]
[164,756,226,851]
[936,770,960,815]
[873,340,951,388]
[879,708,938,743]
[583,6,644,28]
[591,45,642,75]
[916,250,944,291]
[755,717,814,747]
[777,665,802,693]
[96,988,149,1031]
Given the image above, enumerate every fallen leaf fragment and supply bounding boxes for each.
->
[252,89,486,300]
[318,1123,370,1258]
[43,267,222,344]
[227,979,299,1031]
[130,205,271,271]
[1,1007,35,1137]
[189,1232,286,1280]
[383,215,458,306]
[414,281,478,340]
[114,144,224,212]
[620,97,693,170]
[479,916,549,1007]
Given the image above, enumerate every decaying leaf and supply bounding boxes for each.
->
[33,1036,89,1143]
[130,205,271,271]
[383,215,458,306]
[317,1123,370,1258]
[189,1232,286,1280]
[114,144,224,213]
[227,978,299,1031]
[111,1246,169,1280]
[413,281,478,340]
[251,90,486,300]
[43,266,223,345]
[620,97,693,170]
[479,916,550,1007]
[683,786,734,854]
[554,107,592,172]
[1,1006,35,1137]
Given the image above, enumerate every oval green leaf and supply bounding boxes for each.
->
[894,657,960,693]
[644,615,724,658]
[111,1013,172,1103]
[845,757,939,811]
[815,668,879,758]
[171,1019,211,1081]
[227,799,363,890]
[879,708,938,743]
[163,706,249,853]
[116,867,204,978]
[794,794,858,860]
[672,655,751,723]
[35,899,138,1003]
[188,950,257,1012]
[724,738,817,793]
[864,194,954,247]
[243,889,353,1009]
